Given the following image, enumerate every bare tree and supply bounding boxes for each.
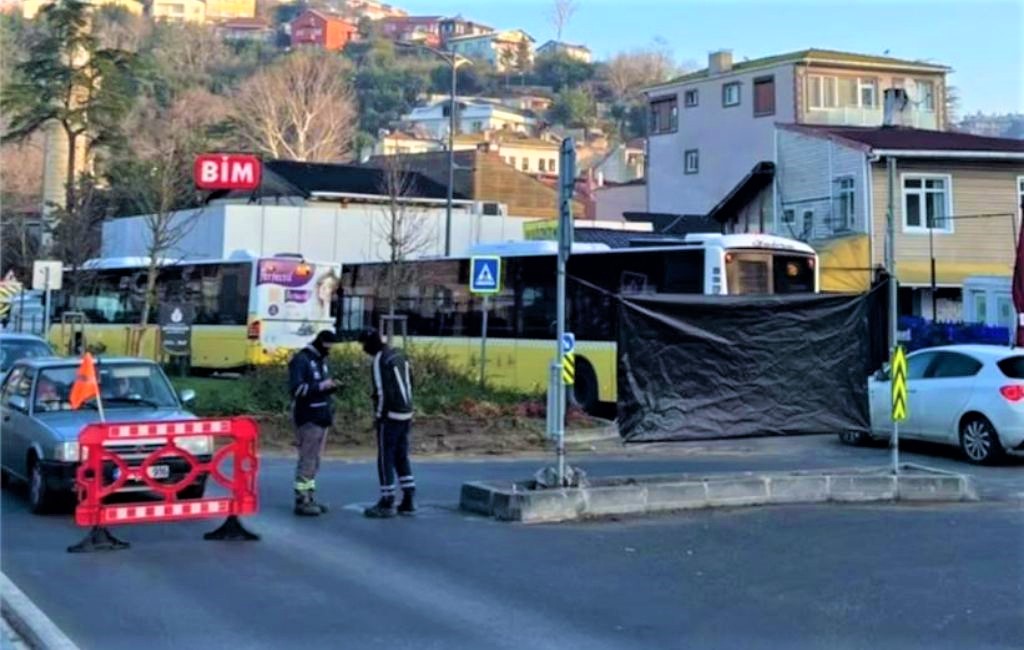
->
[550,0,579,42]
[112,97,211,356]
[230,51,357,162]
[374,154,434,335]
[603,44,680,102]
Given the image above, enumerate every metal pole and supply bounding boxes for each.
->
[43,267,51,342]
[479,295,488,388]
[929,222,937,321]
[554,138,575,487]
[445,56,456,257]
[886,155,899,475]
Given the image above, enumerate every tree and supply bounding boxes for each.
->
[498,46,516,87]
[1,0,136,219]
[601,44,678,102]
[106,93,215,355]
[534,52,594,92]
[430,63,486,97]
[550,0,579,42]
[0,135,45,277]
[944,84,960,131]
[374,155,434,333]
[230,51,357,162]
[516,39,533,75]
[548,88,596,127]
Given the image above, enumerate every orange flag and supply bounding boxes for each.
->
[69,353,99,410]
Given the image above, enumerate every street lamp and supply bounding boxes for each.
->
[396,42,471,257]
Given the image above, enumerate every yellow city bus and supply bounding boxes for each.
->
[339,234,819,412]
[50,254,340,369]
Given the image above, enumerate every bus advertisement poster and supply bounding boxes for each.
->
[255,258,340,349]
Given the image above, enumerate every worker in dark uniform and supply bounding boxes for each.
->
[358,329,416,518]
[288,330,338,516]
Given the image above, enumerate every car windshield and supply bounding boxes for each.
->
[0,339,52,373]
[34,363,179,412]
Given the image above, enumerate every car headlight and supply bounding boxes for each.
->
[54,442,80,462]
[177,435,212,456]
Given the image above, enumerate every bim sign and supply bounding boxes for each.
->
[194,154,262,190]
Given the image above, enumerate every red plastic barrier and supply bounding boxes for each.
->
[70,418,260,550]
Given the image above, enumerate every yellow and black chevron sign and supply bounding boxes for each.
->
[891,345,908,422]
[562,352,575,385]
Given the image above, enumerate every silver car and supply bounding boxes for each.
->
[0,333,54,383]
[0,357,210,513]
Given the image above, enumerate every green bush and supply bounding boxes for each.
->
[174,343,541,419]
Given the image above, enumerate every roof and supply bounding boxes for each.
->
[537,40,591,51]
[916,344,1021,359]
[209,160,465,202]
[649,48,950,91]
[453,133,558,149]
[623,212,722,235]
[447,28,535,43]
[708,161,775,224]
[573,228,683,249]
[17,356,158,369]
[295,9,356,25]
[219,17,270,29]
[782,125,1024,155]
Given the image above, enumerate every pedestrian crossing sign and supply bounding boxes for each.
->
[470,256,501,294]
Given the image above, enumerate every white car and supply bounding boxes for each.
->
[841,345,1024,464]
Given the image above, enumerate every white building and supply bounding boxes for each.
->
[401,100,537,139]
[447,29,534,72]
[644,48,949,216]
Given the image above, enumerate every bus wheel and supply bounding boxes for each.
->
[570,357,600,415]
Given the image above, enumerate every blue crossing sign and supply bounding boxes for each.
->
[561,332,575,354]
[470,256,501,294]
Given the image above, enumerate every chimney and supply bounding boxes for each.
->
[708,49,733,75]
[882,88,909,127]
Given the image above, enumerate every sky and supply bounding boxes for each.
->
[398,0,1024,114]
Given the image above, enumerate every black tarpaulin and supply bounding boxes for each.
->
[617,292,872,441]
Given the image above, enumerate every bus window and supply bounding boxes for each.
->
[773,255,816,294]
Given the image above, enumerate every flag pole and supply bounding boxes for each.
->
[95,356,105,422]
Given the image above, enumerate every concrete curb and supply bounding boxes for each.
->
[1,573,79,650]
[460,466,978,524]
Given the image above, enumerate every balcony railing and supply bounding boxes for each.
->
[803,106,938,130]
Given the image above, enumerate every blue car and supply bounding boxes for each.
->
[0,356,210,513]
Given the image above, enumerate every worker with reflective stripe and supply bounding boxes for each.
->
[359,329,416,518]
[288,330,338,516]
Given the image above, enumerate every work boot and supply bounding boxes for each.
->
[397,488,417,516]
[310,490,329,514]
[294,491,321,517]
[363,496,397,519]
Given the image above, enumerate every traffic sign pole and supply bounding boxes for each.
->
[553,138,576,487]
[43,266,51,341]
[890,345,909,475]
[479,295,489,388]
[469,257,501,390]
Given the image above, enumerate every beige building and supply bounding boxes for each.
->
[204,0,255,20]
[645,48,950,216]
[22,0,142,18]
[714,124,1024,321]
[536,40,592,63]
[372,132,562,177]
[150,0,205,22]
[447,29,535,72]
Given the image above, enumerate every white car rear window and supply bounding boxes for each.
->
[997,356,1024,379]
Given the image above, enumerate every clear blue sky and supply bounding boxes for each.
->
[398,0,1024,114]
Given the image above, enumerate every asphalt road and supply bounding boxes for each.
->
[2,435,1022,650]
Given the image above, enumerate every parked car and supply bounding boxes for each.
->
[0,356,209,513]
[0,333,54,383]
[840,345,1024,464]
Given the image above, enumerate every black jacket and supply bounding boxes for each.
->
[288,345,335,427]
[372,346,413,422]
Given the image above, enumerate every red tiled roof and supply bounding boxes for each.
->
[220,17,270,29]
[791,125,1024,153]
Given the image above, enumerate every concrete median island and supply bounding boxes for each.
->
[460,466,978,524]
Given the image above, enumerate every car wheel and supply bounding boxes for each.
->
[839,431,872,446]
[28,458,55,514]
[959,415,1005,465]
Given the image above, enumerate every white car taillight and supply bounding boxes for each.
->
[999,385,1024,402]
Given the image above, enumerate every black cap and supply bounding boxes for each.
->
[313,330,339,346]
[357,328,381,345]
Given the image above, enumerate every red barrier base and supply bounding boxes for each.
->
[67,526,130,553]
[203,515,260,542]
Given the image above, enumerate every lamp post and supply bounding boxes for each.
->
[396,42,470,257]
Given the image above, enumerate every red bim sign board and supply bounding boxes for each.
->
[194,154,262,190]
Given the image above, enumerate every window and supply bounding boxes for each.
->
[753,76,775,116]
[549,159,556,172]
[835,177,855,230]
[930,352,983,379]
[722,82,741,107]
[684,149,699,174]
[471,120,483,132]
[907,352,936,380]
[684,89,698,107]
[801,210,814,239]
[915,79,936,111]
[538,159,546,172]
[971,291,988,324]
[808,75,837,109]
[903,174,953,232]
[997,356,1024,379]
[649,96,678,134]
[508,156,516,168]
[858,78,878,108]
[1,366,30,409]
[781,209,795,226]
[521,157,529,171]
